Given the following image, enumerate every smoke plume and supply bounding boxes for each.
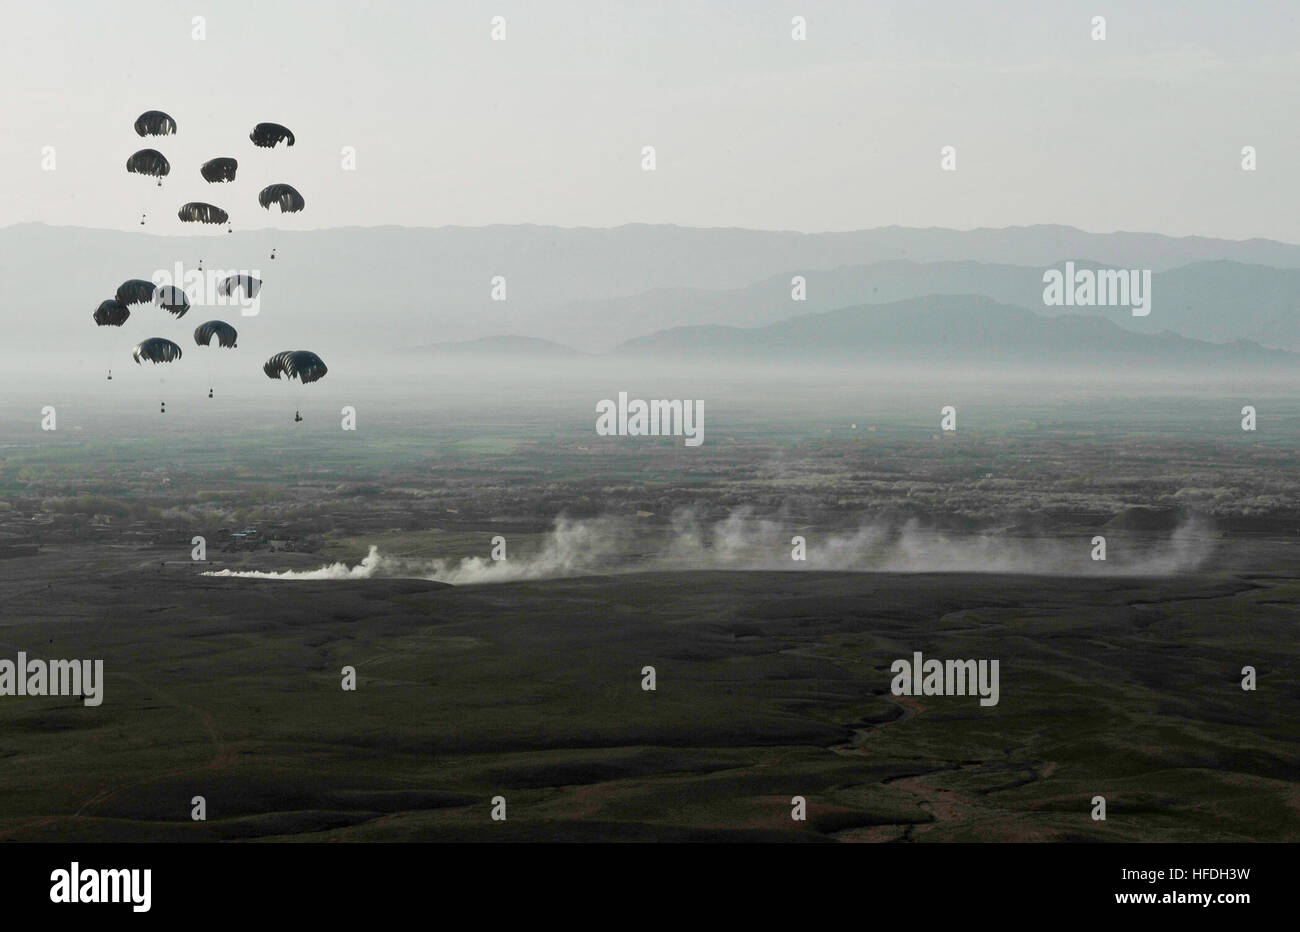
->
[202,509,1216,584]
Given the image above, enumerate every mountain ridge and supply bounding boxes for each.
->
[614,295,1299,369]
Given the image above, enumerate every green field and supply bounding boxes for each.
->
[0,547,1295,842]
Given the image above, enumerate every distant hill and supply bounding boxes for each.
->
[542,259,1300,352]
[1065,260,1300,350]
[615,295,1299,369]
[8,222,1300,367]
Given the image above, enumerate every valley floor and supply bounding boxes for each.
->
[1,546,1295,842]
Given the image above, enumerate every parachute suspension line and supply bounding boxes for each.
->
[264,351,327,422]
[193,321,238,400]
[127,148,169,225]
[131,338,182,414]
[258,182,304,262]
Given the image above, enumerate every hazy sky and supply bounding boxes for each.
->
[2,0,1298,239]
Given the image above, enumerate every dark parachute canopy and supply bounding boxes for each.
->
[200,157,238,183]
[93,299,130,327]
[134,110,177,137]
[126,149,170,178]
[194,320,238,348]
[250,122,294,148]
[133,338,183,365]
[264,350,327,384]
[177,202,229,224]
[258,183,305,214]
[155,285,190,317]
[262,352,289,378]
[116,279,157,307]
[217,274,261,298]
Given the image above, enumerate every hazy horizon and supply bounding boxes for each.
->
[5,0,1300,240]
[9,218,1300,244]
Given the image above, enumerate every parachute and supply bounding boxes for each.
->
[116,279,157,307]
[200,157,238,182]
[177,202,229,224]
[134,110,177,137]
[126,149,170,178]
[264,351,327,383]
[155,285,190,317]
[250,122,295,148]
[93,299,131,327]
[133,338,183,365]
[217,274,262,298]
[258,183,305,213]
[194,320,238,348]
